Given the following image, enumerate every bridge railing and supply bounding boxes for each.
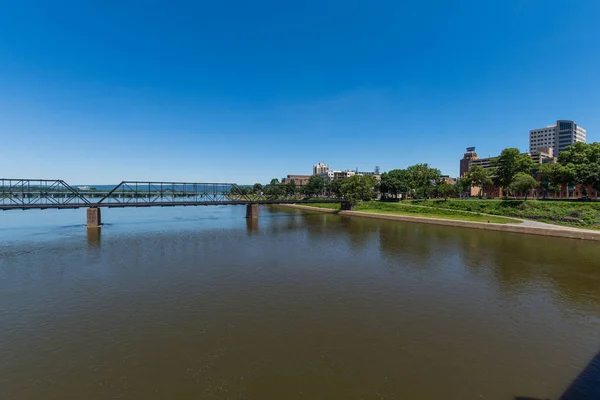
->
[94,182,339,204]
[0,179,91,208]
[96,181,243,205]
[0,179,343,210]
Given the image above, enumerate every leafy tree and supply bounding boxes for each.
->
[552,163,577,192]
[586,163,600,193]
[253,183,263,193]
[304,174,325,197]
[537,163,563,199]
[548,182,562,196]
[230,185,255,196]
[464,165,492,198]
[436,182,455,199]
[558,142,591,165]
[229,185,242,197]
[379,173,390,196]
[380,169,411,199]
[327,178,344,197]
[286,179,297,195]
[454,178,470,199]
[509,172,538,200]
[406,163,441,199]
[266,178,284,198]
[557,142,600,196]
[491,148,535,196]
[340,175,378,205]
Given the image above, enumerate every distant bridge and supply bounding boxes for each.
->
[0,179,345,227]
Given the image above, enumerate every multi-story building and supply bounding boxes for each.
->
[356,171,382,181]
[314,163,381,181]
[333,170,356,179]
[459,149,495,177]
[281,175,311,185]
[319,170,335,180]
[529,146,556,164]
[529,120,586,157]
[440,175,457,184]
[460,147,555,177]
[313,162,329,175]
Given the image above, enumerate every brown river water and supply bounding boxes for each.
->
[1,205,599,399]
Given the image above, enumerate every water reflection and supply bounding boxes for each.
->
[86,227,101,248]
[338,216,380,252]
[246,218,259,234]
[452,229,600,307]
[270,207,600,310]
[377,221,444,268]
[370,216,600,308]
[1,206,600,399]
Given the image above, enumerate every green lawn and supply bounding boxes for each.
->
[403,199,600,229]
[305,199,600,229]
[304,202,520,224]
[302,202,340,210]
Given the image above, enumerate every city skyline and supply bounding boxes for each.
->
[1,1,599,184]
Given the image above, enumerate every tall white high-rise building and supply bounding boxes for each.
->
[313,162,329,175]
[529,120,586,156]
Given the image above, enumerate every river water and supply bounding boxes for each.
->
[1,206,599,399]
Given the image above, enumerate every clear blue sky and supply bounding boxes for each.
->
[1,0,599,184]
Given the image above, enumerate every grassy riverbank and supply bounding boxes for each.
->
[404,199,600,229]
[307,199,600,229]
[306,202,521,224]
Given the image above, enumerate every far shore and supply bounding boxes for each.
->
[276,204,600,242]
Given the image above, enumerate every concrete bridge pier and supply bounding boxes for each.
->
[86,207,102,228]
[341,202,354,211]
[246,204,258,219]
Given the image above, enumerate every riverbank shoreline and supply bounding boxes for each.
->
[277,204,600,242]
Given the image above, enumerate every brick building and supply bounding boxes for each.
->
[470,181,598,200]
[281,175,311,185]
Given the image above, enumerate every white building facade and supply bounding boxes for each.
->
[313,162,381,181]
[529,120,586,156]
[313,162,329,175]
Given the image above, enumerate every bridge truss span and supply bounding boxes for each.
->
[96,181,243,206]
[0,179,91,210]
[0,179,342,210]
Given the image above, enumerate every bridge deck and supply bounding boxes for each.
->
[0,199,340,211]
[0,179,344,211]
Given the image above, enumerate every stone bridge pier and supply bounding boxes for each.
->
[86,207,102,228]
[246,204,258,219]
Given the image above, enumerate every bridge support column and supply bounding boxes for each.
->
[341,202,354,211]
[86,207,102,228]
[246,204,258,219]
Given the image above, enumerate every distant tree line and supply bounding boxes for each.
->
[251,142,600,205]
[379,163,456,200]
[251,174,380,205]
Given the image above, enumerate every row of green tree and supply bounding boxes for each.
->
[258,163,459,202]
[463,142,600,199]
[245,174,380,203]
[379,164,456,199]
[250,142,600,203]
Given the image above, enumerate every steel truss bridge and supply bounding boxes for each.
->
[0,179,342,211]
